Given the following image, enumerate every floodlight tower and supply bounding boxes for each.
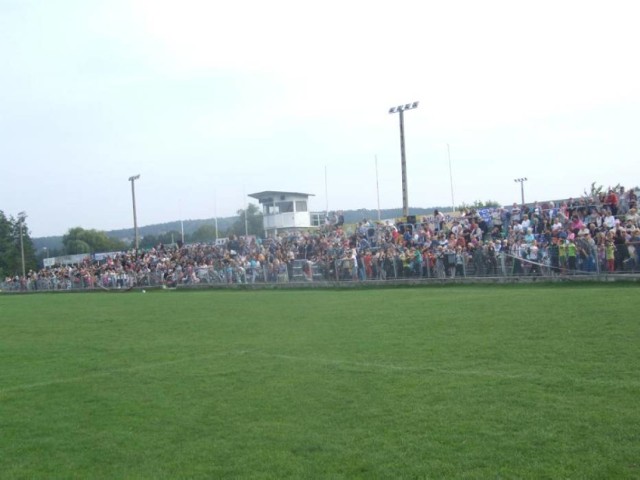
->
[128,174,141,253]
[389,101,419,217]
[514,177,528,206]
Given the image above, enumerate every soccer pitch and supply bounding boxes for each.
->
[1,285,639,479]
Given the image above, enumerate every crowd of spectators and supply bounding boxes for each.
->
[3,186,639,292]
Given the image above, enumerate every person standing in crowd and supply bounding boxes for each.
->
[528,241,541,275]
[603,209,617,230]
[363,250,373,279]
[627,189,637,210]
[548,237,560,274]
[567,236,578,273]
[613,227,629,271]
[625,207,639,227]
[500,207,511,236]
[510,203,521,223]
[433,209,444,233]
[486,241,498,275]
[477,215,489,241]
[605,189,619,216]
[606,240,616,272]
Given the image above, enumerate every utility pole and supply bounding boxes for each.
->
[389,101,419,217]
[375,155,381,221]
[447,144,455,212]
[18,211,26,278]
[128,175,141,252]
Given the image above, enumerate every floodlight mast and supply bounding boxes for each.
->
[389,101,419,218]
[514,177,528,206]
[128,175,141,253]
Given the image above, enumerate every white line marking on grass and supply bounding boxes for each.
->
[3,350,636,396]
[248,351,415,371]
[0,351,240,396]
[242,351,640,388]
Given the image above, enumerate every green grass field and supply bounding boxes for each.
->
[1,285,639,479]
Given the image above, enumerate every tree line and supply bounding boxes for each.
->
[0,211,37,278]
[0,206,264,276]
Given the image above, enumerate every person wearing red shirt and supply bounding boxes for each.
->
[605,190,619,216]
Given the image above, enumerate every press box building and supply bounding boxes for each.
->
[248,191,323,237]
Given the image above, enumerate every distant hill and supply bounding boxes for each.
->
[32,216,237,252]
[340,207,447,224]
[32,206,451,251]
[105,217,236,241]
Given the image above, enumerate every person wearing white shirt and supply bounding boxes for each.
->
[603,210,616,230]
[551,217,563,233]
[513,222,524,234]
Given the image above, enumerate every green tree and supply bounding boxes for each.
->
[457,199,501,211]
[62,227,128,254]
[139,234,159,250]
[141,231,183,248]
[226,203,263,237]
[0,211,37,277]
[64,239,91,254]
[157,231,183,246]
[190,224,218,243]
[0,211,16,277]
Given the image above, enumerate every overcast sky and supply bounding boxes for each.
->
[2,0,638,237]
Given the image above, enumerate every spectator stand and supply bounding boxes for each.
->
[3,185,640,292]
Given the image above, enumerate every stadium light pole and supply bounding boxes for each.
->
[389,101,419,218]
[18,211,27,279]
[128,175,141,253]
[514,177,528,206]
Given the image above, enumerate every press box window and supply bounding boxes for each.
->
[276,201,294,213]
